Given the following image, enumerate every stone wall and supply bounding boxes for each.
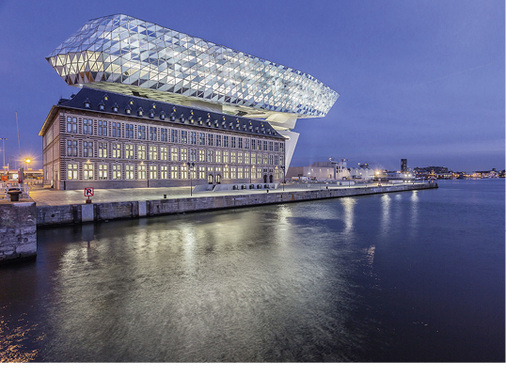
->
[0,201,37,264]
[36,182,437,227]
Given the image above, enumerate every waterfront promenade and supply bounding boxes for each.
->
[27,181,437,228]
[29,181,428,207]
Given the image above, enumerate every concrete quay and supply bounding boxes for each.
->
[31,181,437,227]
[0,198,37,264]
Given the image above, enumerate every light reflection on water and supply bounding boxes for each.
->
[0,180,504,362]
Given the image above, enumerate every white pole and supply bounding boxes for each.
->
[16,112,21,169]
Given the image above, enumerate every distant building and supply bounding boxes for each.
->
[401,159,407,172]
[286,158,375,181]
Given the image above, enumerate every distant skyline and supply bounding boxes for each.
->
[0,0,503,172]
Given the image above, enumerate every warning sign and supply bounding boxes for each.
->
[1,175,8,181]
[84,187,94,197]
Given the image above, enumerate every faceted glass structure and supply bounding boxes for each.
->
[46,14,338,119]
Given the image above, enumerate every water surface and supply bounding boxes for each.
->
[1,180,504,362]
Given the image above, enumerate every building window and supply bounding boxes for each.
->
[98,164,108,180]
[180,165,188,180]
[269,155,274,165]
[190,131,197,145]
[231,137,236,148]
[138,126,146,140]
[180,148,187,161]
[223,166,229,179]
[112,122,122,138]
[199,166,206,179]
[149,146,157,160]
[245,138,250,149]
[223,136,229,148]
[258,140,262,151]
[280,143,284,153]
[274,155,279,165]
[98,120,107,136]
[263,154,268,165]
[190,148,197,162]
[238,138,243,149]
[160,146,168,160]
[83,119,93,135]
[251,139,256,150]
[199,132,206,146]
[244,152,249,165]
[251,153,256,165]
[171,129,179,143]
[274,142,279,152]
[66,140,77,157]
[269,141,274,151]
[244,167,250,179]
[230,167,236,179]
[160,165,168,179]
[207,150,214,163]
[223,151,229,164]
[171,147,178,161]
[149,165,157,179]
[160,128,168,142]
[230,152,236,164]
[125,124,134,138]
[125,164,134,180]
[199,149,205,162]
[124,144,133,159]
[215,150,222,163]
[67,163,78,180]
[150,127,157,141]
[181,130,188,144]
[263,141,268,151]
[112,143,121,159]
[216,135,222,147]
[207,134,214,146]
[67,117,77,133]
[138,145,146,160]
[98,142,108,158]
[138,164,146,179]
[83,163,94,180]
[83,141,93,158]
[238,167,243,179]
[112,164,121,180]
[171,166,178,179]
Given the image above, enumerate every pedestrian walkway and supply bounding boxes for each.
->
[28,181,418,206]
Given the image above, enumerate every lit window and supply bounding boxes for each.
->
[67,163,78,180]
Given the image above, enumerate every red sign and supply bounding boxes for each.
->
[84,187,94,197]
[1,175,8,181]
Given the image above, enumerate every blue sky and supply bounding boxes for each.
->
[0,0,503,171]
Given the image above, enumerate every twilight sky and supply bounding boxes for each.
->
[0,0,503,171]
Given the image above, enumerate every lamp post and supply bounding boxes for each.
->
[280,165,285,191]
[0,137,6,173]
[187,161,195,196]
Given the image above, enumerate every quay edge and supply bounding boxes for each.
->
[36,182,437,227]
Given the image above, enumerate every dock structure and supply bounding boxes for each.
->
[32,181,437,227]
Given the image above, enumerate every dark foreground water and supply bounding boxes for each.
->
[0,180,504,362]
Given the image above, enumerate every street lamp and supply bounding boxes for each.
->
[280,165,285,191]
[0,137,6,173]
[186,161,195,196]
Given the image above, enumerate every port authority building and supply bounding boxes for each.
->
[40,14,338,190]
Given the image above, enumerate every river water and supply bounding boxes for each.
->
[0,179,504,362]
